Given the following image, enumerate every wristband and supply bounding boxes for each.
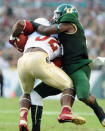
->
[56,24,60,33]
[30,21,41,31]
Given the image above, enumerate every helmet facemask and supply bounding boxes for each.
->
[52,10,63,24]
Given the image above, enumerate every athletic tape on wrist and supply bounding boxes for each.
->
[56,24,60,33]
[61,94,75,99]
[20,98,31,102]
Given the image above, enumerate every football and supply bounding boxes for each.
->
[16,33,28,52]
[9,33,28,52]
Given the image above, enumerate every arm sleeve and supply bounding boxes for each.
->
[23,20,34,35]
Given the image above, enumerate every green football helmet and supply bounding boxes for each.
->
[52,3,78,24]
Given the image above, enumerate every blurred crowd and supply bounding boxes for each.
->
[0,0,105,70]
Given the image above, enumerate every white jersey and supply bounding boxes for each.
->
[24,32,61,60]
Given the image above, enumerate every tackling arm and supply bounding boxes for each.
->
[31,22,76,35]
[11,19,76,37]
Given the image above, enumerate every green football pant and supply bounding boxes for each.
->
[70,65,91,99]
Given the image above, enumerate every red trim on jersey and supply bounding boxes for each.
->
[35,36,50,41]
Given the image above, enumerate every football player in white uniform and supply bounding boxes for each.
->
[10,18,86,131]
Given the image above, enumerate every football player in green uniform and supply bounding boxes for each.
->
[11,3,105,128]
[28,3,105,127]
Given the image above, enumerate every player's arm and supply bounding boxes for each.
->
[31,22,76,35]
[11,20,76,37]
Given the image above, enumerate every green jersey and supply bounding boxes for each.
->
[58,14,92,74]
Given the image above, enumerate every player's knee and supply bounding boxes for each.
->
[78,94,96,106]
[62,79,74,91]
[23,87,32,94]
[69,79,74,88]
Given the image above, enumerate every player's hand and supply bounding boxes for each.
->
[9,35,20,42]
[9,35,21,51]
[9,33,28,52]
[12,20,24,37]
[93,57,105,66]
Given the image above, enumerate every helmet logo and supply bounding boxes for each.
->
[64,6,75,14]
[64,6,76,14]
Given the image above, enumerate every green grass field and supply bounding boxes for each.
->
[0,98,105,131]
